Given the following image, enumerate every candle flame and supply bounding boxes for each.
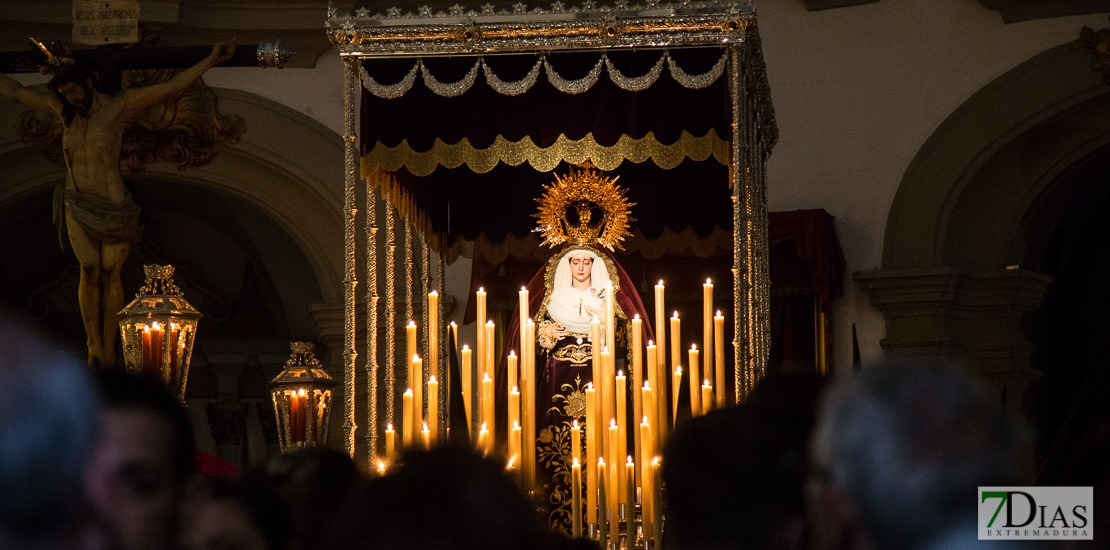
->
[429,290,437,296]
[509,349,517,357]
[676,366,683,375]
[423,422,429,430]
[152,321,162,330]
[627,455,634,465]
[642,415,650,423]
[462,344,470,350]
[429,375,437,383]
[691,344,698,351]
[634,313,640,320]
[706,278,712,284]
[387,423,394,431]
[657,280,664,286]
[408,320,416,327]
[572,419,579,428]
[652,456,661,466]
[610,419,617,428]
[513,420,521,429]
[643,381,651,389]
[617,370,624,377]
[511,385,519,393]
[672,311,679,318]
[297,388,306,396]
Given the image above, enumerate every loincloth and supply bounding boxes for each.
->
[53,183,143,250]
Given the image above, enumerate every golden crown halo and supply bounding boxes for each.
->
[534,162,635,251]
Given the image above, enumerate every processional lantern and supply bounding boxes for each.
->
[270,341,338,451]
[117,264,201,402]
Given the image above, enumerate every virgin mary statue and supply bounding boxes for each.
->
[500,164,653,532]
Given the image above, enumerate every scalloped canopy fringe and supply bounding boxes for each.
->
[360,50,727,99]
[360,130,730,177]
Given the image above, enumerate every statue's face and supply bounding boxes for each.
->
[569,254,593,285]
[55,80,92,115]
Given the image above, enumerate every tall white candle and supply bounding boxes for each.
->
[428,291,438,394]
[688,345,700,416]
[428,375,439,444]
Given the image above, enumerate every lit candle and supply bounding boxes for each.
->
[670,312,681,376]
[639,415,654,538]
[615,370,627,495]
[518,286,529,366]
[406,321,418,393]
[141,324,153,373]
[478,423,491,456]
[450,321,458,353]
[715,311,726,408]
[597,458,609,543]
[630,316,643,487]
[571,458,583,537]
[428,375,439,445]
[600,347,613,429]
[377,460,386,477]
[522,318,536,493]
[510,420,522,479]
[508,385,520,448]
[702,380,713,416]
[411,355,424,437]
[625,456,636,524]
[289,388,307,444]
[703,278,714,414]
[421,422,431,450]
[608,419,620,512]
[585,383,598,524]
[507,351,519,395]
[428,291,438,391]
[646,341,665,449]
[672,366,683,425]
[151,321,165,371]
[402,389,414,448]
[688,344,701,416]
[385,423,396,463]
[482,372,494,443]
[476,287,486,378]
[485,321,496,380]
[461,345,472,434]
[571,419,582,466]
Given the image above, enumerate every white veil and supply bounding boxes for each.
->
[545,248,612,334]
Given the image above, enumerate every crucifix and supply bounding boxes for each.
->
[0,35,292,369]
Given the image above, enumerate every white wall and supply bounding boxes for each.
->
[754,0,1108,372]
[183,2,1110,374]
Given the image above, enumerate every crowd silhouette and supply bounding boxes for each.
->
[1,315,1104,550]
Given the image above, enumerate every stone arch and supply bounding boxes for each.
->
[0,87,345,331]
[856,42,1110,413]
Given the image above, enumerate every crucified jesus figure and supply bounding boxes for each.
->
[0,41,234,368]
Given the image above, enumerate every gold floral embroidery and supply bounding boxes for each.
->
[548,375,588,419]
[552,342,592,365]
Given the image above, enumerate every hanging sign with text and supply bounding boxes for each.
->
[72,0,140,45]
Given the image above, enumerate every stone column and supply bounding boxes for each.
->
[854,266,1052,415]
